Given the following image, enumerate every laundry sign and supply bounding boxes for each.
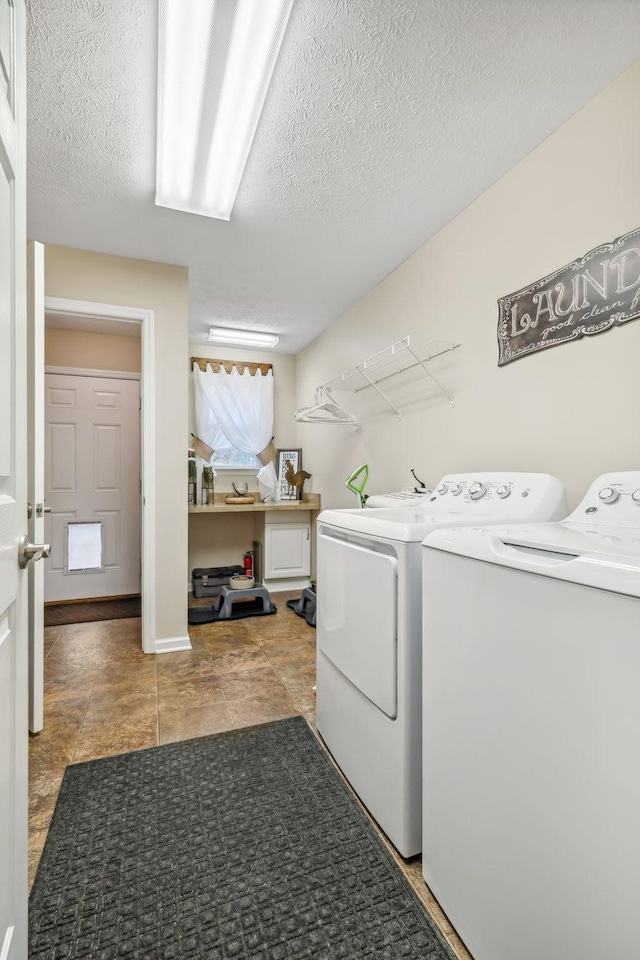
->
[497,226,640,365]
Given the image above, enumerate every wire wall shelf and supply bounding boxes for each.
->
[295,336,460,422]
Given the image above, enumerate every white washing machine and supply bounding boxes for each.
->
[316,472,567,857]
[421,471,640,960]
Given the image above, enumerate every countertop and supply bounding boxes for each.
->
[188,493,321,515]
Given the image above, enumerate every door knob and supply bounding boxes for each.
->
[18,536,51,569]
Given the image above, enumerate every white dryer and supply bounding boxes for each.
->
[421,472,640,960]
[316,472,567,857]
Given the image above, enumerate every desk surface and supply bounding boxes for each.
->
[189,493,321,515]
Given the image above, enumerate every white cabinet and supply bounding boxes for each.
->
[264,521,311,579]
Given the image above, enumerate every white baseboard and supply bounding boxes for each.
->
[153,635,192,654]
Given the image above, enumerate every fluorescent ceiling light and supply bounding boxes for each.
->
[208,326,279,348]
[156,0,295,221]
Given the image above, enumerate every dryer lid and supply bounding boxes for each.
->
[318,506,465,543]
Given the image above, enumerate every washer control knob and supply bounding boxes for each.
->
[598,487,619,504]
[450,483,463,496]
[437,483,448,495]
[496,485,510,499]
[469,481,487,501]
[632,490,640,505]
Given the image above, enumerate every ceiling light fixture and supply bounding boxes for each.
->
[208,326,280,348]
[156,0,295,221]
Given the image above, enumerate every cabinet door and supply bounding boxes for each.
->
[264,523,310,578]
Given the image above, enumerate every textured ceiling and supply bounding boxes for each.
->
[27,0,640,354]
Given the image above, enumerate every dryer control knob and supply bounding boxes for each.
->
[496,485,510,499]
[437,483,448,495]
[469,481,487,501]
[450,483,463,496]
[632,489,640,505]
[598,487,619,504]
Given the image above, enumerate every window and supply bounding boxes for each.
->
[211,448,259,470]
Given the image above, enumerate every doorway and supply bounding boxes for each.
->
[43,296,157,653]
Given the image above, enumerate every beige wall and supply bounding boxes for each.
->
[296,61,640,511]
[45,327,141,372]
[44,244,189,644]
[189,513,261,578]
[187,344,297,575]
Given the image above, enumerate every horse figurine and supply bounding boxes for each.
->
[285,459,311,499]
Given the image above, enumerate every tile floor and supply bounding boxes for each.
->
[29,591,471,960]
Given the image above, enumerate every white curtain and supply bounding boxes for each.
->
[193,364,279,502]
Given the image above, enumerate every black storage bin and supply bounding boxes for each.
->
[192,565,244,598]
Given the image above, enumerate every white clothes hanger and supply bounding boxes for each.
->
[294,387,357,425]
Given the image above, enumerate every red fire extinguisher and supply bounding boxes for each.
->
[243,551,253,578]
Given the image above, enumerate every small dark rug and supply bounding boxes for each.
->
[286,597,316,628]
[30,717,454,960]
[188,599,277,625]
[44,597,141,626]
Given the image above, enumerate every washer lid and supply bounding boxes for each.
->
[423,521,640,598]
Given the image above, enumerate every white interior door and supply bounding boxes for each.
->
[28,240,45,732]
[44,373,141,602]
[0,0,29,955]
